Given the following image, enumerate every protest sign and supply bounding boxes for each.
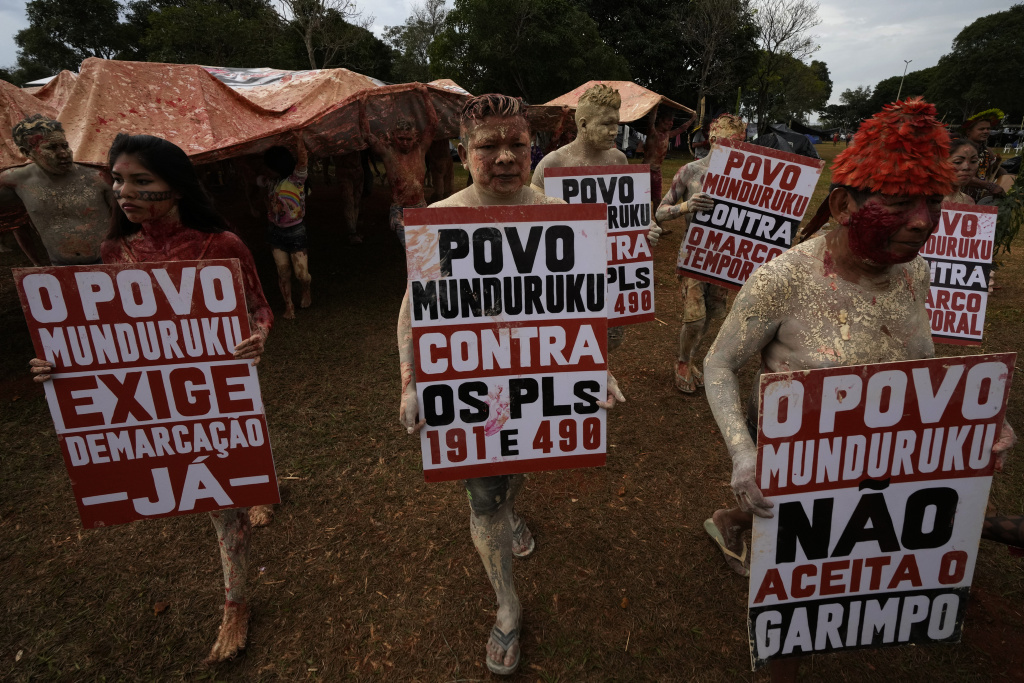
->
[14,260,279,529]
[544,165,654,325]
[920,202,996,345]
[678,139,824,290]
[404,204,608,482]
[748,353,1015,669]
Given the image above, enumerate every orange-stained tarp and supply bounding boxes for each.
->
[48,58,469,168]
[0,79,59,170]
[32,70,79,111]
[230,68,379,113]
[545,80,695,125]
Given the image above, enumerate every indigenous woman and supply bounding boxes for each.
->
[946,138,980,205]
[30,133,273,664]
[962,108,1010,202]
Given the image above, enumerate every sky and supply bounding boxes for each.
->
[0,0,1011,105]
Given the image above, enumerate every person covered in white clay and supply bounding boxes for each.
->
[31,133,273,665]
[701,99,1016,680]
[396,94,625,676]
[0,114,115,265]
[653,113,746,394]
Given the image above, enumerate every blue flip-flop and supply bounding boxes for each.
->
[486,625,521,675]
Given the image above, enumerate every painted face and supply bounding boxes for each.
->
[26,130,73,175]
[655,116,674,133]
[847,194,943,265]
[949,144,980,187]
[461,116,531,197]
[111,153,179,223]
[581,106,619,150]
[393,129,417,154]
[967,121,991,145]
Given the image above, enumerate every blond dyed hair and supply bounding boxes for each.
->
[576,84,621,124]
[708,113,746,141]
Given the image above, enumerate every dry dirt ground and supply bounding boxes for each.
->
[1,144,1023,682]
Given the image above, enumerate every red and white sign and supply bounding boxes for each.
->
[920,203,996,346]
[404,204,608,482]
[14,260,279,528]
[748,353,1015,669]
[544,165,654,325]
[678,139,823,290]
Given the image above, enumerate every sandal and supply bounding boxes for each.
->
[512,517,535,559]
[704,518,749,577]
[675,362,697,394]
[486,625,521,675]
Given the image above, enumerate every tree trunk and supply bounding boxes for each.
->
[305,30,318,70]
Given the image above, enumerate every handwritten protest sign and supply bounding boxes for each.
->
[678,139,824,290]
[920,203,996,345]
[544,165,654,325]
[748,353,1015,669]
[404,204,608,482]
[14,260,279,528]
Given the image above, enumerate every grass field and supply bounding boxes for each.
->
[0,142,1022,681]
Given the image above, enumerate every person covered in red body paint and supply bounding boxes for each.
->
[702,99,1016,680]
[30,133,273,665]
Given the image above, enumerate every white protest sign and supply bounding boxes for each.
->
[678,139,824,290]
[920,202,996,345]
[544,164,654,325]
[403,204,609,482]
[748,354,1015,669]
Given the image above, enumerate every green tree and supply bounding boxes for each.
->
[809,59,831,103]
[277,0,373,70]
[141,0,298,67]
[928,4,1024,120]
[8,0,131,77]
[745,53,827,125]
[430,0,629,103]
[866,66,937,113]
[745,0,820,132]
[383,0,447,83]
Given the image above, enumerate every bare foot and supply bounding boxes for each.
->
[692,365,705,388]
[283,307,296,320]
[248,505,274,528]
[711,508,749,576]
[300,287,312,309]
[205,600,249,665]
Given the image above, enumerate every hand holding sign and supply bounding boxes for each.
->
[731,450,774,518]
[30,357,55,383]
[685,192,715,215]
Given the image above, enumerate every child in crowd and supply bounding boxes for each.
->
[259,133,311,319]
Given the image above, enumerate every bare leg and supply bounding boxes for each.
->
[982,514,1024,547]
[676,316,711,392]
[710,507,752,576]
[505,474,534,557]
[291,251,311,309]
[205,508,251,664]
[470,500,521,673]
[271,248,295,319]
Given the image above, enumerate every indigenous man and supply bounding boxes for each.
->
[653,113,746,393]
[531,84,626,192]
[531,84,635,350]
[702,97,1017,581]
[397,94,625,676]
[642,104,696,206]
[360,85,438,246]
[0,114,114,265]
[962,108,1012,202]
[703,98,1017,679]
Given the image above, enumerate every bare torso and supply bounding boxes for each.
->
[0,163,113,264]
[530,139,628,191]
[381,146,428,207]
[645,128,671,168]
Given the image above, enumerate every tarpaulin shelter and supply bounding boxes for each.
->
[31,70,79,111]
[764,123,820,159]
[0,79,59,170]
[544,81,695,134]
[35,58,469,169]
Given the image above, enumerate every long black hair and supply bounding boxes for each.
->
[107,133,228,239]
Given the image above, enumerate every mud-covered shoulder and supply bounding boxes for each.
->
[907,254,931,293]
